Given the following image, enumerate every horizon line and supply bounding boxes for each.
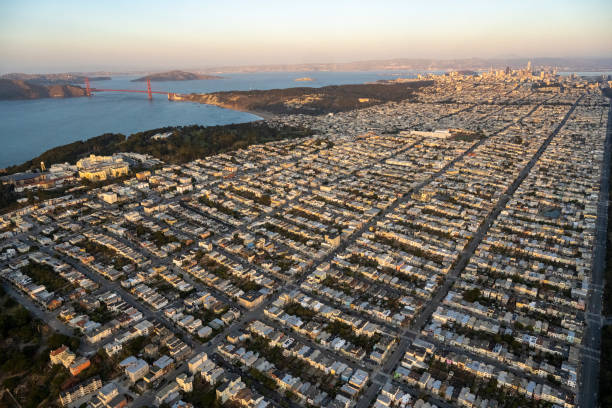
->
[3,55,612,76]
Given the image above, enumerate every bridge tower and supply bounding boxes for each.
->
[146,79,153,100]
[84,77,91,96]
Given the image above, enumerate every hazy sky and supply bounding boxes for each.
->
[1,0,611,73]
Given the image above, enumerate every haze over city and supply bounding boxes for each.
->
[1,2,612,408]
[1,0,612,73]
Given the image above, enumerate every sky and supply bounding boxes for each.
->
[1,0,611,73]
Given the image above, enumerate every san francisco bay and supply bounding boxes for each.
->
[0,71,432,168]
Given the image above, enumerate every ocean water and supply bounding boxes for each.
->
[0,71,438,168]
[0,71,435,169]
[1,69,608,169]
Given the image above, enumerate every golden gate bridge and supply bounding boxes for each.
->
[84,78,179,100]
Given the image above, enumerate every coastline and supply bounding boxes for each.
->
[240,108,276,121]
[1,74,433,167]
[173,95,277,121]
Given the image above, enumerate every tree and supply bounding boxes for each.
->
[0,183,17,209]
[462,288,482,303]
[260,194,272,206]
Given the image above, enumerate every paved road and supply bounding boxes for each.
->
[579,99,611,408]
[1,90,556,408]
[1,281,74,337]
[29,241,202,348]
[163,98,520,407]
[355,96,582,408]
[258,314,372,370]
[426,336,578,393]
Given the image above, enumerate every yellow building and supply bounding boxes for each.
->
[77,154,129,181]
[49,345,76,368]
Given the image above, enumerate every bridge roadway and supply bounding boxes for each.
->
[90,88,170,95]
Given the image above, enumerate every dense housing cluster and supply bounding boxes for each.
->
[0,70,609,408]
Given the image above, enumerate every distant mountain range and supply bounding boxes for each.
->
[1,73,110,85]
[3,57,610,81]
[194,57,612,74]
[1,57,609,101]
[132,70,223,82]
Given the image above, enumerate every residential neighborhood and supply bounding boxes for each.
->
[0,68,610,408]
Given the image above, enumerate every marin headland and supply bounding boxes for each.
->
[1,2,612,408]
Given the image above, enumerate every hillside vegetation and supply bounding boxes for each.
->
[183,80,433,115]
[7,122,312,173]
[0,285,81,408]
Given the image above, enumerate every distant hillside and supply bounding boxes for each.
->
[181,80,433,115]
[1,73,111,85]
[199,57,612,73]
[0,79,87,100]
[132,70,223,82]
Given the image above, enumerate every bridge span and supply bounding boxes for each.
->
[84,77,181,100]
